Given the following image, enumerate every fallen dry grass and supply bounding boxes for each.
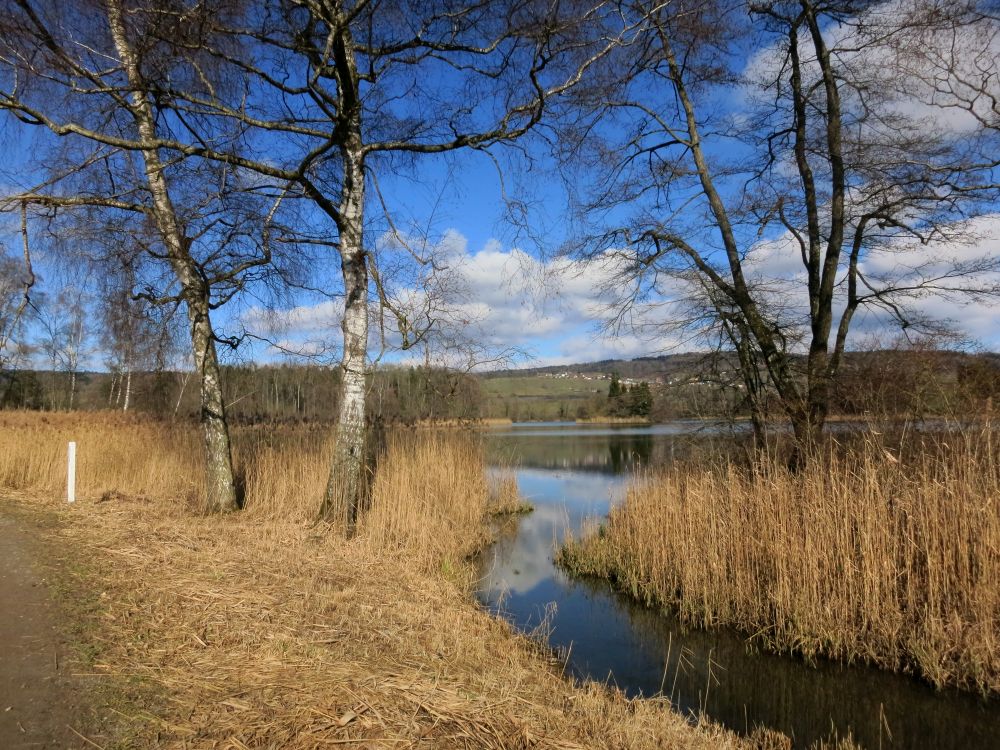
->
[560,427,1000,695]
[0,411,797,749]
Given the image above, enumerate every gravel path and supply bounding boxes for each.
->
[0,512,88,749]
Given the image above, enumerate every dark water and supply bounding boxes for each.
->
[476,422,1000,750]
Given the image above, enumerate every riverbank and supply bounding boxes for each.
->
[415,417,515,428]
[558,428,1000,696]
[0,412,806,749]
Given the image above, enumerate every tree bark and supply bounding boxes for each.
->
[320,141,368,532]
[315,16,371,532]
[186,293,238,512]
[106,0,237,512]
[122,367,131,412]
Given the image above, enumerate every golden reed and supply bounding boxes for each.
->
[0,410,795,749]
[560,427,1000,695]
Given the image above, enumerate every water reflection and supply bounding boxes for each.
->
[486,421,726,473]
[477,423,1000,750]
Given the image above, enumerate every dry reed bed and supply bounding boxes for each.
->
[560,429,1000,695]
[0,412,789,749]
[0,411,340,522]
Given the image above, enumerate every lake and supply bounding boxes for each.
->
[477,422,1000,749]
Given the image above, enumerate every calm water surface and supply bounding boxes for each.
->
[476,422,1000,750]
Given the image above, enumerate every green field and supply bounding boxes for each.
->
[481,375,609,398]
[479,375,610,420]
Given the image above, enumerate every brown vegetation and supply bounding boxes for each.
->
[559,427,1000,695]
[575,416,653,425]
[0,411,797,749]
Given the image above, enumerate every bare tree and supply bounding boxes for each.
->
[882,0,999,148]
[128,0,635,528]
[37,283,91,410]
[99,258,176,412]
[0,203,36,394]
[562,0,1000,459]
[0,0,295,511]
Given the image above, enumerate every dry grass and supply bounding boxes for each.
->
[487,471,534,517]
[560,427,1000,695]
[0,410,205,502]
[414,417,515,428]
[0,411,340,522]
[0,410,795,749]
[358,432,496,578]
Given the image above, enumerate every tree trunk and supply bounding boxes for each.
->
[320,144,368,532]
[122,367,132,412]
[728,319,769,445]
[747,397,768,447]
[187,295,238,512]
[786,402,824,472]
[107,0,237,513]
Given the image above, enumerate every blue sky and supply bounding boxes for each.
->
[2,0,999,372]
[232,147,1000,369]
[227,1,1000,368]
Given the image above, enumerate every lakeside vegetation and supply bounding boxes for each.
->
[0,0,997,744]
[558,426,1000,696]
[0,411,831,749]
[5,348,997,427]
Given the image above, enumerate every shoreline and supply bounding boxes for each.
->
[2,489,778,749]
[557,430,1000,698]
[0,413,792,749]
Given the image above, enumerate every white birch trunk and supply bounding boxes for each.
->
[320,139,368,531]
[107,0,237,512]
[122,368,132,412]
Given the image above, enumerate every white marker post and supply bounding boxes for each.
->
[67,441,76,504]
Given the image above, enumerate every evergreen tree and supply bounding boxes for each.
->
[632,382,653,417]
[608,373,626,416]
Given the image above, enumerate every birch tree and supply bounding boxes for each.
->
[0,203,36,388]
[100,260,174,412]
[564,0,1000,457]
[37,284,91,410]
[0,0,288,510]
[136,0,634,528]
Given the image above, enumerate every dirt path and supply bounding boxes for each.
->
[0,512,89,749]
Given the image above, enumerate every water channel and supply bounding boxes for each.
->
[476,422,1000,750]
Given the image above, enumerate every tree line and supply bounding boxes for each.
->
[2,362,485,423]
[1,0,998,526]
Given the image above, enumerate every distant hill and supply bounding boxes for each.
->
[480,352,739,383]
[482,349,1000,383]
[477,349,1000,421]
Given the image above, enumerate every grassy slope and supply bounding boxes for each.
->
[0,413,789,749]
[481,374,609,420]
[482,374,608,398]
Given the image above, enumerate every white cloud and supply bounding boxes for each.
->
[242,216,999,367]
[240,235,654,365]
[741,213,1000,345]
[245,299,342,336]
[741,0,1000,141]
